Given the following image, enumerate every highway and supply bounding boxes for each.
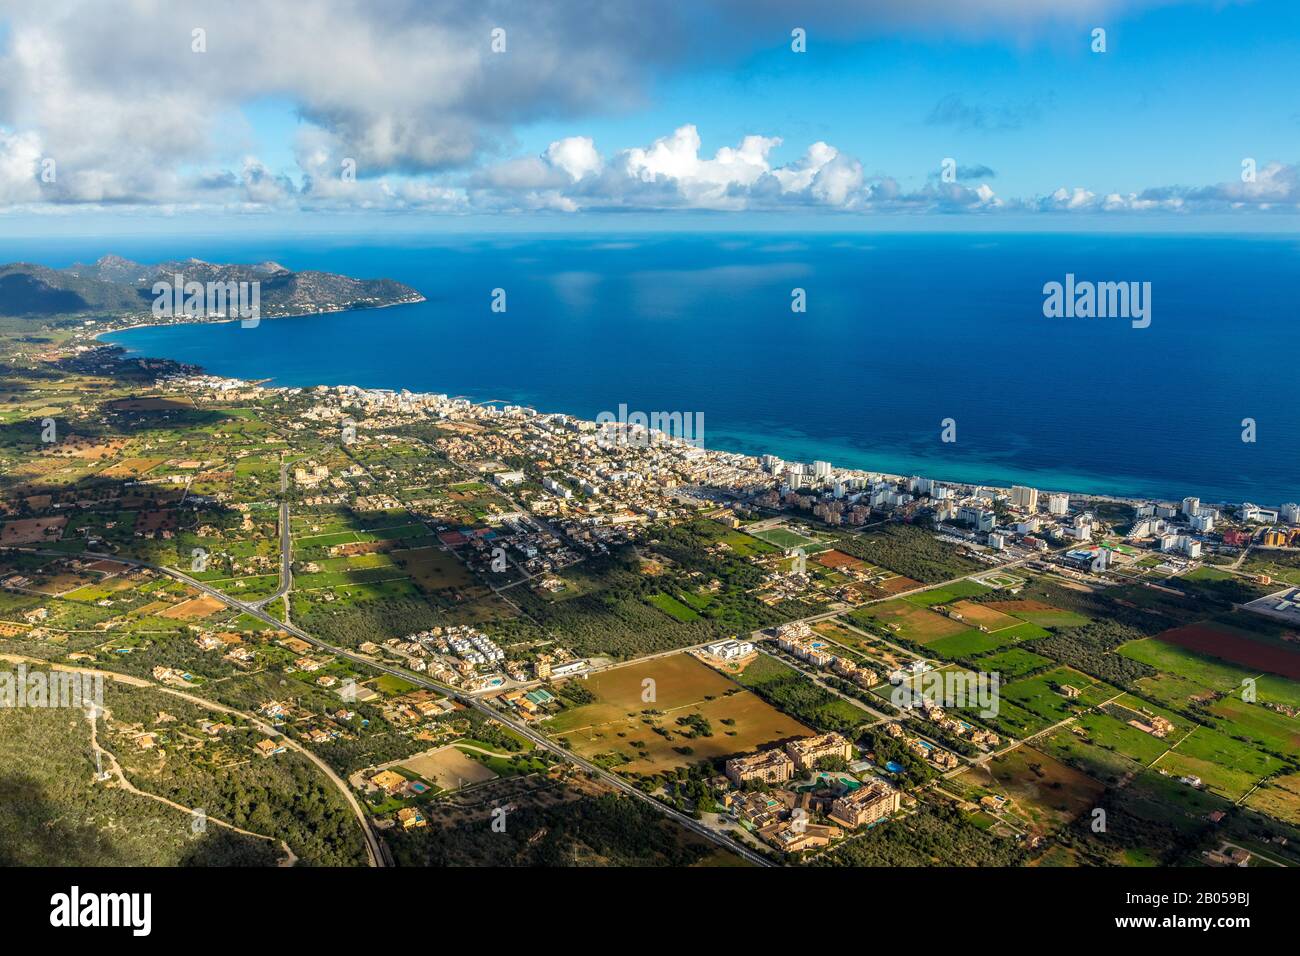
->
[22,501,1074,868]
[25,545,773,868]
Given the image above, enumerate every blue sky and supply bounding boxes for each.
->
[0,0,1297,232]
[576,3,1300,198]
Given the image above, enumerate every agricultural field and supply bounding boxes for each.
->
[1143,619,1300,682]
[391,547,476,594]
[1206,695,1300,754]
[984,600,1091,629]
[904,580,991,607]
[647,591,701,622]
[926,628,1019,659]
[1038,714,1165,785]
[1032,693,1197,787]
[1244,772,1300,825]
[851,592,1050,661]
[956,745,1106,838]
[1001,667,1124,724]
[1152,725,1284,801]
[544,653,812,774]
[969,646,1053,680]
[730,652,870,734]
[1120,629,1300,728]
[848,600,973,643]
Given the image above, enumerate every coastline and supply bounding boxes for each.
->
[85,306,1275,513]
[87,292,427,340]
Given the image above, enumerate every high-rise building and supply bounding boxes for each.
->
[1282,503,1300,525]
[1047,493,1069,516]
[1182,496,1201,518]
[812,460,833,480]
[959,505,995,532]
[1010,485,1039,512]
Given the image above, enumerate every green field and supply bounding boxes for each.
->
[751,526,821,550]
[1120,636,1253,691]
[970,647,1053,680]
[926,629,1017,659]
[647,592,701,622]
[1001,667,1123,724]
[903,580,991,606]
[1155,726,1283,801]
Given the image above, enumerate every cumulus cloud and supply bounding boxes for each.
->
[0,0,691,205]
[467,125,1005,214]
[470,126,881,212]
[545,137,603,182]
[0,0,1283,219]
[0,127,42,203]
[1020,164,1300,214]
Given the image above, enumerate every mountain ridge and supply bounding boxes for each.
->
[0,255,424,318]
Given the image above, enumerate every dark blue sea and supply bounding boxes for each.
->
[14,232,1298,505]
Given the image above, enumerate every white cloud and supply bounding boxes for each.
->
[770,142,839,193]
[0,127,42,203]
[622,126,782,209]
[545,137,602,182]
[0,0,1281,219]
[1046,186,1097,210]
[808,153,864,207]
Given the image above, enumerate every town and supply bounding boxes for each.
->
[2,325,1300,870]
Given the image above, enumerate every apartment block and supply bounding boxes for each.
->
[725,748,795,787]
[785,732,853,772]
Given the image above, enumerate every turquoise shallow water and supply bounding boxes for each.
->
[72,232,1300,506]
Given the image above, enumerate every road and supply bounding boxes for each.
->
[248,456,292,617]
[750,545,1066,643]
[85,702,299,866]
[24,511,1063,867]
[5,648,389,868]
[29,546,771,868]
